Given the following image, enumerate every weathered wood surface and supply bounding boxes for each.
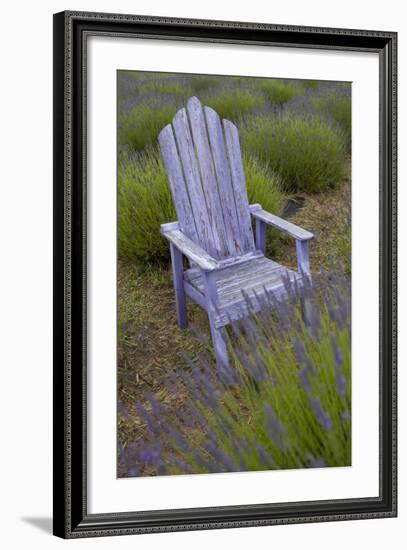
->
[250,204,314,241]
[217,250,264,270]
[161,109,215,256]
[255,217,266,253]
[158,125,199,244]
[185,256,299,302]
[184,262,302,328]
[204,106,242,256]
[170,243,188,329]
[161,227,218,271]
[158,96,256,261]
[223,119,255,253]
[296,240,311,275]
[184,256,302,327]
[187,97,233,258]
[202,270,229,364]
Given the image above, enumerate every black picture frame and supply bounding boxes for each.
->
[53,10,397,538]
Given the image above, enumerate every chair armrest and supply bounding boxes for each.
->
[249,204,314,241]
[161,225,219,272]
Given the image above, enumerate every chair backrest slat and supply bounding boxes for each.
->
[204,106,243,256]
[158,124,199,244]
[167,107,215,256]
[158,96,256,260]
[186,97,234,259]
[222,119,255,253]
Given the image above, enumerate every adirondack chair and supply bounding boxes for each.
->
[158,96,313,367]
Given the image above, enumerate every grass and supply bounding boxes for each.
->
[241,112,346,193]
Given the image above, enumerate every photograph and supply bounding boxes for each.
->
[116,70,352,478]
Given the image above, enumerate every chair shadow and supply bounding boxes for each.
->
[21,517,52,534]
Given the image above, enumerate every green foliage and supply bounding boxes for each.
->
[311,91,351,149]
[242,113,346,193]
[119,99,179,151]
[300,79,320,89]
[190,75,227,93]
[118,149,176,263]
[201,86,265,121]
[141,78,193,99]
[118,72,193,101]
[243,155,285,254]
[244,155,284,215]
[257,79,303,105]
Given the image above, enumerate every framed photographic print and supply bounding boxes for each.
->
[53,10,397,538]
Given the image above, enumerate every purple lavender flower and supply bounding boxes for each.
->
[138,443,163,468]
[330,333,346,397]
[299,366,312,393]
[293,338,317,377]
[256,444,276,468]
[307,455,326,468]
[206,441,239,472]
[118,402,130,420]
[135,401,157,434]
[330,333,343,367]
[264,404,287,452]
[310,397,334,431]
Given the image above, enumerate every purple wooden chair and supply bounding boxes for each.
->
[158,96,313,367]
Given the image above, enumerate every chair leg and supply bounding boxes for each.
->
[170,243,188,329]
[208,319,229,368]
[202,270,229,367]
[255,218,266,254]
[296,240,310,276]
[301,296,313,326]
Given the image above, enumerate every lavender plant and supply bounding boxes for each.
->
[241,112,346,193]
[281,82,351,151]
[119,265,351,475]
[310,83,351,150]
[257,78,304,106]
[201,84,266,121]
[119,94,182,151]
